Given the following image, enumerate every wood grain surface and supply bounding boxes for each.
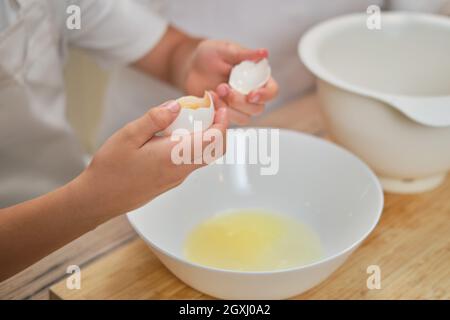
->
[49,95,450,300]
[0,216,136,300]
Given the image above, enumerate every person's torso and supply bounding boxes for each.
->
[0,0,86,207]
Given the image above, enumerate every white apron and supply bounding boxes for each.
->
[0,0,86,207]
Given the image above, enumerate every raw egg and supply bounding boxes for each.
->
[184,209,323,272]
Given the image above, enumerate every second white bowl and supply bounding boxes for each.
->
[300,13,450,193]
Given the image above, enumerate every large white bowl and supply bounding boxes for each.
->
[299,13,450,194]
[128,129,383,299]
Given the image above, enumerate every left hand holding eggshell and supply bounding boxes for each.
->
[216,56,279,125]
[182,40,278,125]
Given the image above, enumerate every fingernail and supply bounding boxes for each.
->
[217,85,229,98]
[166,101,180,113]
[249,94,260,104]
[258,49,268,57]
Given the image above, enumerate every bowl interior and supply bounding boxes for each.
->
[302,13,450,96]
[128,130,383,269]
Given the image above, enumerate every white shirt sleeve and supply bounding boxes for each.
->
[57,0,168,68]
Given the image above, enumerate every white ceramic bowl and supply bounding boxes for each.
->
[299,13,450,194]
[128,129,383,299]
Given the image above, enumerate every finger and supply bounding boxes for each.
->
[247,77,279,104]
[211,105,229,131]
[227,89,265,116]
[220,43,268,64]
[192,107,229,168]
[167,108,228,173]
[191,107,228,164]
[217,61,233,76]
[210,90,227,110]
[226,107,252,125]
[123,100,180,147]
[217,84,265,117]
[216,83,231,99]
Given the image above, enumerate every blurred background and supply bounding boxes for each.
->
[65,50,108,154]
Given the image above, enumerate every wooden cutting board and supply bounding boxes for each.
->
[49,95,450,300]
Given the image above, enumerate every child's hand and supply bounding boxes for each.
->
[183,40,279,125]
[215,78,279,125]
[134,28,277,125]
[76,98,228,219]
[0,98,227,280]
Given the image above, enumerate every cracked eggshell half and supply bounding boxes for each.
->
[164,91,215,135]
[229,58,271,95]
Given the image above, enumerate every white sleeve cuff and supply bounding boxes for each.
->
[65,0,169,69]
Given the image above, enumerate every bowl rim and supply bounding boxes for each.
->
[127,129,384,275]
[298,12,450,101]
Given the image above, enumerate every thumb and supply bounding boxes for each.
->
[123,100,180,147]
[237,48,268,62]
[222,45,268,64]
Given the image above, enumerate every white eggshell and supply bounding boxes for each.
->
[164,92,215,135]
[229,58,271,95]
